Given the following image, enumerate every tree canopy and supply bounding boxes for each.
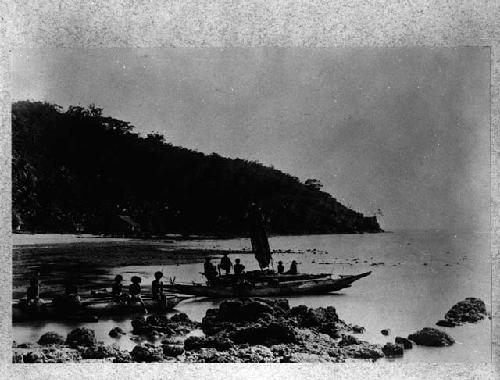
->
[12,101,382,236]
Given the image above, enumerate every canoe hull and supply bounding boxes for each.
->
[12,295,185,322]
[164,272,371,298]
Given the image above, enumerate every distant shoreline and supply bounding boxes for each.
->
[12,231,388,247]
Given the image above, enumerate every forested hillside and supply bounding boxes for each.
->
[12,101,382,236]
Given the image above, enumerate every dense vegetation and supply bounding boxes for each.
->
[12,101,382,236]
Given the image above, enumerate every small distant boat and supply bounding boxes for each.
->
[164,271,371,297]
[12,293,188,322]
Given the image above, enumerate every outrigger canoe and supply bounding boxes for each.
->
[164,271,371,298]
[12,293,188,322]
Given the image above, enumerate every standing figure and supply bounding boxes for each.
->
[152,271,168,310]
[204,258,218,284]
[129,276,147,312]
[152,271,164,300]
[277,261,285,274]
[218,253,233,275]
[112,275,124,299]
[26,277,40,305]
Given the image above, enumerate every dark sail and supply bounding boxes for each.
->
[248,203,272,269]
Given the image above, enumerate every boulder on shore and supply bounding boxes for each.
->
[408,327,454,347]
[79,343,127,359]
[109,327,126,338]
[184,336,234,351]
[16,348,82,363]
[38,332,65,346]
[438,298,487,327]
[351,325,366,334]
[132,314,197,336]
[163,344,185,357]
[343,344,384,360]
[338,334,361,347]
[436,319,458,327]
[395,337,413,349]
[382,342,404,356]
[65,327,97,347]
[130,344,164,362]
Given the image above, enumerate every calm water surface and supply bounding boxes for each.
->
[13,230,492,363]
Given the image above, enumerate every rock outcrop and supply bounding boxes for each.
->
[13,298,467,363]
[132,313,199,338]
[408,327,454,347]
[80,343,128,359]
[65,327,97,347]
[163,344,185,357]
[15,348,82,363]
[382,342,404,357]
[109,327,126,338]
[38,332,65,346]
[436,298,487,327]
[184,336,234,351]
[130,344,164,362]
[395,336,413,349]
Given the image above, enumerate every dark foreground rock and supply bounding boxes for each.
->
[231,321,297,346]
[194,299,386,363]
[163,344,185,357]
[184,336,234,351]
[14,348,82,363]
[436,319,458,327]
[13,298,463,363]
[408,327,454,347]
[109,327,126,338]
[38,332,65,346]
[66,327,97,347]
[132,313,199,338]
[340,344,384,360]
[382,343,404,357]
[437,298,487,327]
[395,337,413,349]
[130,344,164,362]
[80,343,129,360]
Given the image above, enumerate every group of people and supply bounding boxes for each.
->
[110,271,169,310]
[203,254,246,283]
[203,254,299,282]
[26,271,168,311]
[26,256,300,303]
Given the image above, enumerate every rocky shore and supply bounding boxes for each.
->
[436,297,488,327]
[14,296,479,363]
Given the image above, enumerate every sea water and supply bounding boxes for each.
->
[13,230,492,363]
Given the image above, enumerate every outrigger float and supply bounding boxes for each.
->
[12,293,188,322]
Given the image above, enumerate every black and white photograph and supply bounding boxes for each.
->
[9,47,491,366]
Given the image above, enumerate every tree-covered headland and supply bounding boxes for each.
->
[12,101,382,236]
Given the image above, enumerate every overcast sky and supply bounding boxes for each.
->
[11,48,490,231]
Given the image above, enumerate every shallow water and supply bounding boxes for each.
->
[13,230,492,363]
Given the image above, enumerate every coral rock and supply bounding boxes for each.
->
[65,327,97,347]
[38,331,65,346]
[382,342,404,356]
[408,327,454,347]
